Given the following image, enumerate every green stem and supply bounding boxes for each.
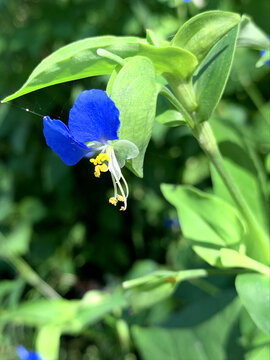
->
[4,254,61,299]
[160,86,195,128]
[165,75,198,113]
[192,121,270,265]
[175,268,241,283]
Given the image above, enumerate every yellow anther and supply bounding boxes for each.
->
[91,153,110,177]
[109,197,118,206]
[99,153,110,162]
[90,158,98,165]
[116,194,125,202]
[98,163,108,172]
[94,166,101,178]
[120,206,125,211]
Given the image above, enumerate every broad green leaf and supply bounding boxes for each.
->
[220,249,270,276]
[161,184,245,266]
[2,36,197,102]
[236,273,270,334]
[194,25,239,122]
[172,10,241,63]
[36,325,61,360]
[110,56,158,177]
[132,291,242,360]
[210,119,270,264]
[156,109,184,127]
[238,16,269,49]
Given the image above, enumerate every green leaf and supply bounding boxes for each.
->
[110,56,158,177]
[220,249,270,276]
[123,270,178,312]
[156,109,184,127]
[161,184,245,266]
[172,10,241,63]
[36,325,61,360]
[194,25,239,122]
[2,37,197,102]
[132,290,242,360]
[210,119,270,263]
[236,273,270,334]
[238,16,269,49]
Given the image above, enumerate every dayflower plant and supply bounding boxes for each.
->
[17,346,43,360]
[43,89,139,210]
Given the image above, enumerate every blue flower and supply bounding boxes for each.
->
[17,346,43,360]
[43,89,138,210]
[260,36,270,66]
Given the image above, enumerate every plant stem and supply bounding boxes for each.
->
[160,86,195,128]
[192,121,270,265]
[4,253,61,299]
[165,75,198,113]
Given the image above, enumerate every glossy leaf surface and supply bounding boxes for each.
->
[3,37,197,102]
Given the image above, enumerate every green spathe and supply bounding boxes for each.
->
[172,10,241,63]
[110,56,158,177]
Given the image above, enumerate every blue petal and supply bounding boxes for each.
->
[43,116,92,166]
[17,346,29,360]
[68,89,120,143]
[260,49,270,66]
[17,346,43,360]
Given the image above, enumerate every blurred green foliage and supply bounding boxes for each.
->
[0,0,269,359]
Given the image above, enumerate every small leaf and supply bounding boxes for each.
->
[156,109,184,127]
[238,16,269,49]
[172,10,241,63]
[36,325,61,360]
[110,56,158,177]
[2,37,197,102]
[236,273,270,334]
[220,249,270,276]
[161,184,245,266]
[194,25,239,122]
